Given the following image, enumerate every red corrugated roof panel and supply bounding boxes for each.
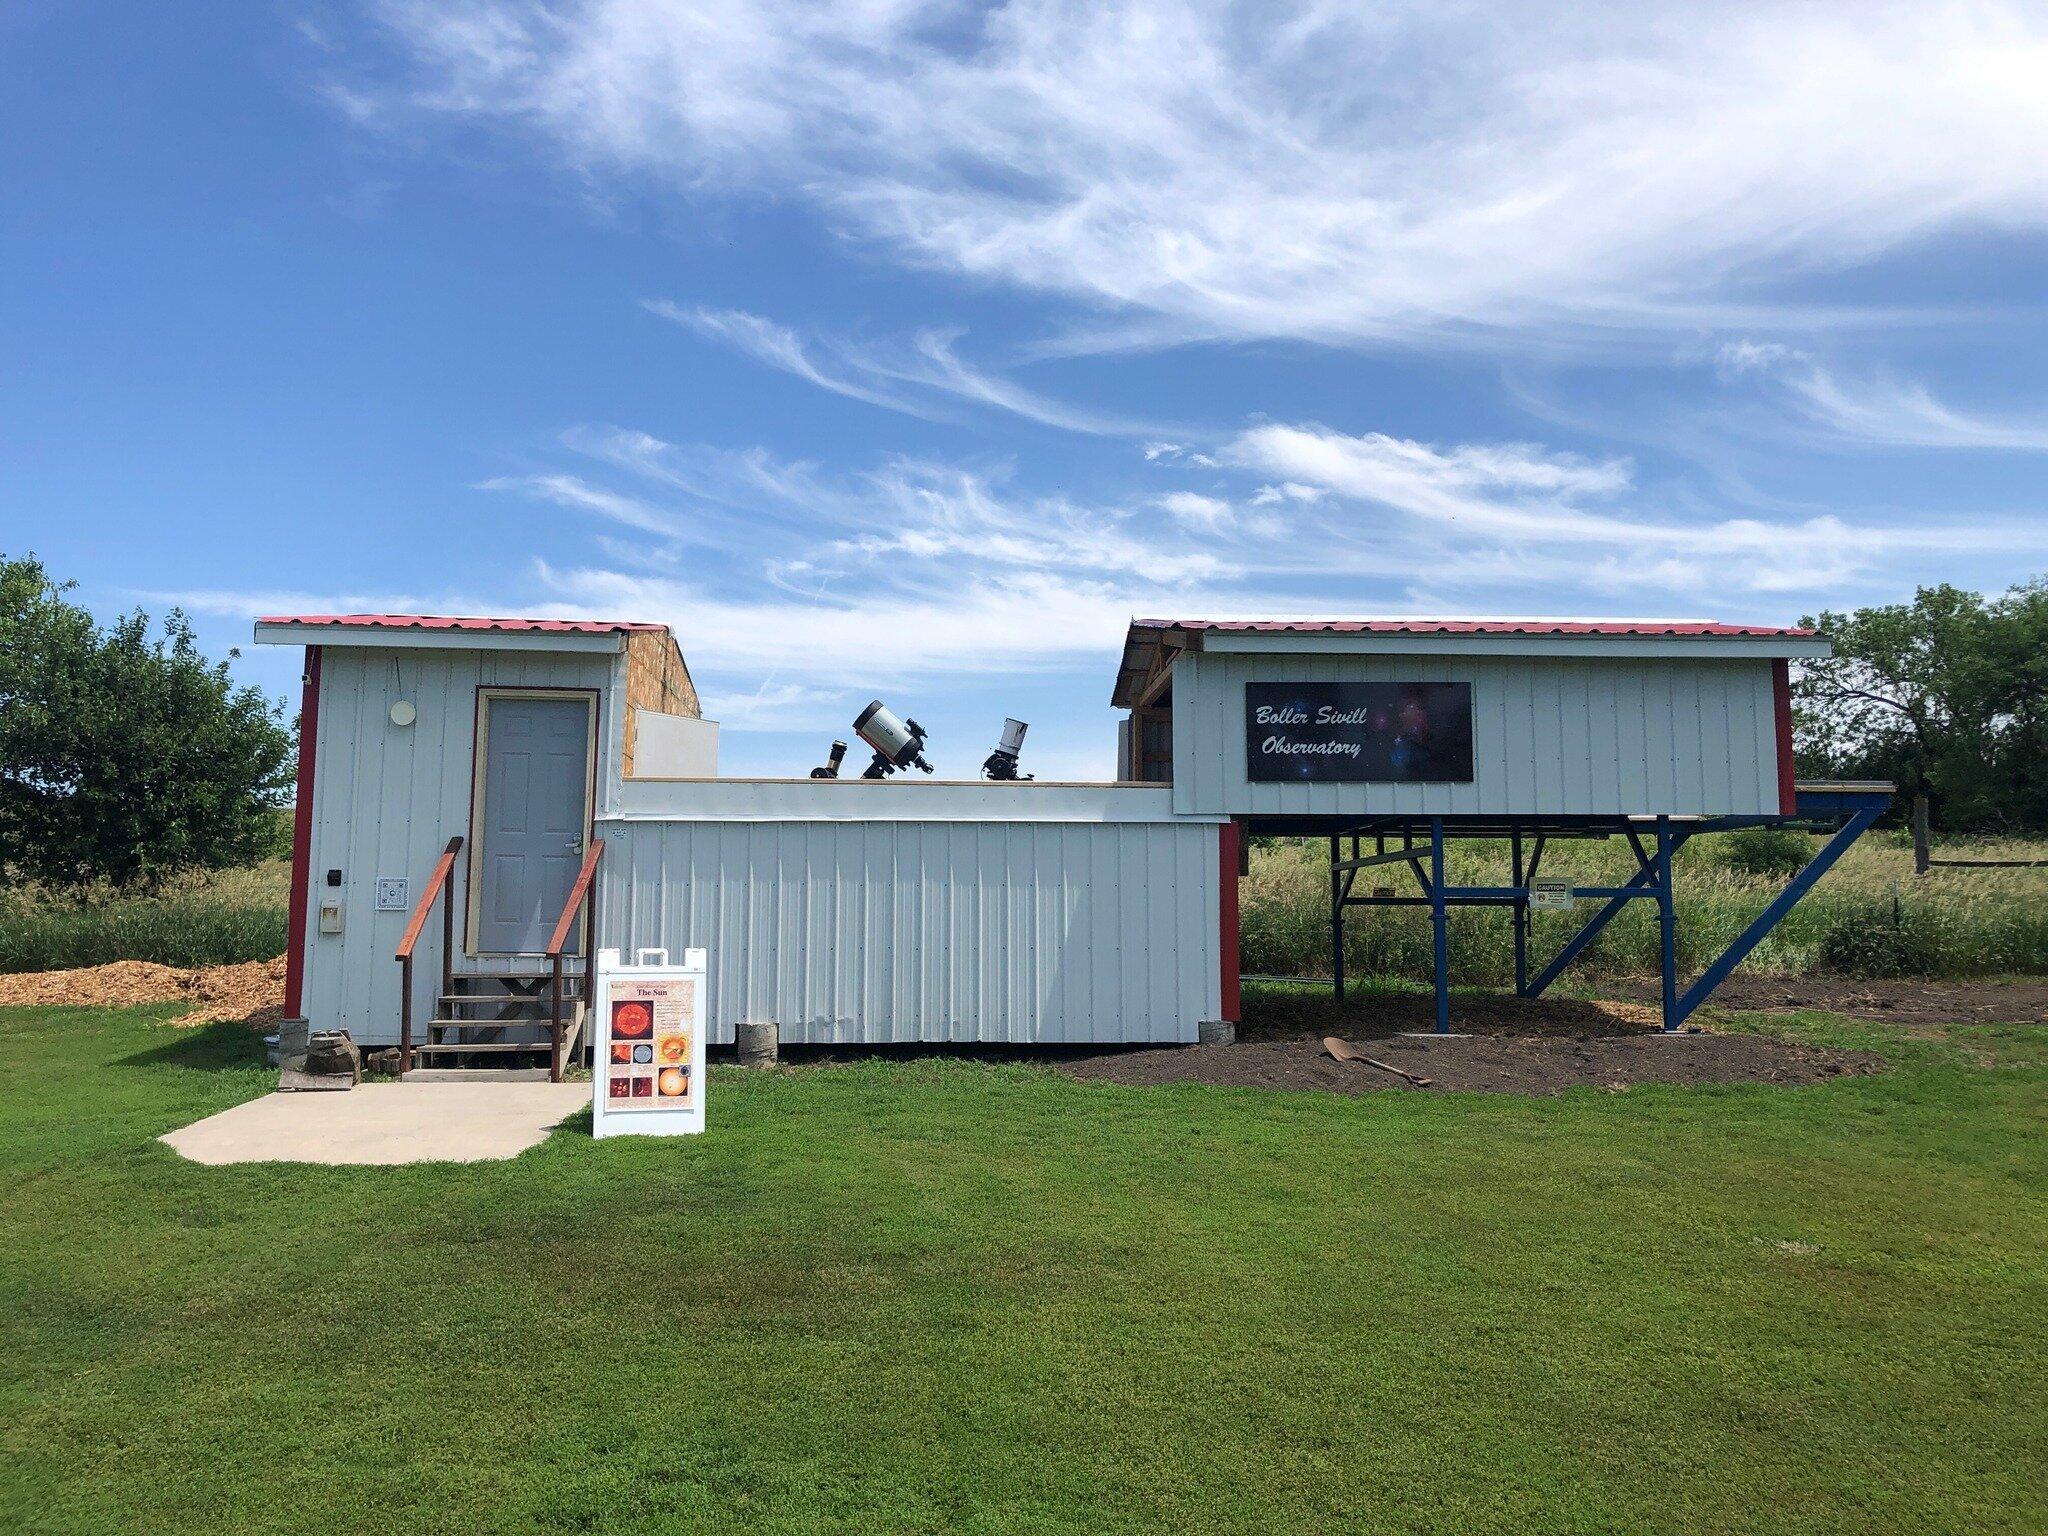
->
[1129,617,1815,638]
[258,613,668,635]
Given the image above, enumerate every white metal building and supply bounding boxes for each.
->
[257,614,1230,1071]
[259,611,1855,1073]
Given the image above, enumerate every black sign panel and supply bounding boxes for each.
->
[1245,682,1474,783]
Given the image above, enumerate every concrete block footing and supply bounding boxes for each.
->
[736,1020,780,1067]
[1197,1020,1236,1047]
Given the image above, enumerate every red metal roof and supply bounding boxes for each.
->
[1129,617,1815,638]
[258,613,668,635]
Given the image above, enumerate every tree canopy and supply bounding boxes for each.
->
[0,554,293,888]
[1796,579,2048,831]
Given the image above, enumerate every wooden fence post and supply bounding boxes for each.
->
[1912,795,1931,876]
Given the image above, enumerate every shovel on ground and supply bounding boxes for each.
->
[1323,1036,1432,1088]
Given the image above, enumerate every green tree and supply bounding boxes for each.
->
[1796,579,2048,831]
[0,554,293,888]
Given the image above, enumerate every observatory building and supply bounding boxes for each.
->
[256,613,1885,1076]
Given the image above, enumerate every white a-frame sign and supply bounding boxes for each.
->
[592,948,708,1138]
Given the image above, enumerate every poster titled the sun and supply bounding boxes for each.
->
[603,978,696,1112]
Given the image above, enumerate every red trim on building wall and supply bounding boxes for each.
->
[1219,821,1241,1024]
[282,646,322,1019]
[1772,658,1797,817]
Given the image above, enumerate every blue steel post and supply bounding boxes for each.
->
[1430,818,1450,1033]
[1329,835,1345,1002]
[1655,816,1679,1032]
[1510,830,1528,996]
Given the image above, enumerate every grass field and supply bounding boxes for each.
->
[2,996,2043,1534]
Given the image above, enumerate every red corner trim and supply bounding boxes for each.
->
[1772,658,1797,817]
[283,645,322,1019]
[1219,820,1242,1024]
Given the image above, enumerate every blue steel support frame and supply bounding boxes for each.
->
[1672,801,1884,1022]
[1429,818,1449,1033]
[1510,831,1528,995]
[1655,817,1679,1031]
[1318,786,1888,1034]
[1520,846,1671,1000]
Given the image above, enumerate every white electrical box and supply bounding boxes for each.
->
[592,947,708,1139]
[318,902,345,934]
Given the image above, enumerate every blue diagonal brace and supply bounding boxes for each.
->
[1521,863,1657,997]
[1673,805,1883,1023]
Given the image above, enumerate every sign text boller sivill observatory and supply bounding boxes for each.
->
[1244,682,1475,783]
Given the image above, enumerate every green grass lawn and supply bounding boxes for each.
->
[2,1003,2044,1535]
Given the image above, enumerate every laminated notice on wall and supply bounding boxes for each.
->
[593,949,707,1138]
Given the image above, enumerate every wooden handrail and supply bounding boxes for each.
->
[397,838,464,961]
[546,839,605,1083]
[547,840,606,957]
[395,836,463,1075]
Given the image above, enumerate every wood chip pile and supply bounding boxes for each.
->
[0,957,287,1027]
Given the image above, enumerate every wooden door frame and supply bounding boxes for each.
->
[465,686,600,956]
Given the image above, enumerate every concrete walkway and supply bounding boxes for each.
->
[161,1080,590,1165]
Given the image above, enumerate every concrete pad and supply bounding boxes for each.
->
[161,1081,590,1166]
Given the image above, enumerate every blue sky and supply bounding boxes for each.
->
[6,2,2048,778]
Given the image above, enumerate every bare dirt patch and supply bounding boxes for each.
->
[0,956,286,1028]
[1604,975,2048,1026]
[1056,993,1883,1096]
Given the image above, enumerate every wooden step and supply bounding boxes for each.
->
[412,1040,551,1055]
[446,975,585,985]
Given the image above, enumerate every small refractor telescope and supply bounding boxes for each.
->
[853,700,934,779]
[982,718,1032,781]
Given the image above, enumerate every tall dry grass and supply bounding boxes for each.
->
[0,860,290,973]
[1240,831,2048,982]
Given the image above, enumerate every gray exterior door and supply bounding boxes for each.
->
[475,696,591,953]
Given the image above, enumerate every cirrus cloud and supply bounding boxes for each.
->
[371,0,2048,346]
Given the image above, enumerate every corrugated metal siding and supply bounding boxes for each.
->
[597,818,1222,1045]
[610,777,1194,823]
[301,644,622,1042]
[1170,651,1780,818]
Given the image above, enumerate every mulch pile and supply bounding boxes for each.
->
[0,956,287,1029]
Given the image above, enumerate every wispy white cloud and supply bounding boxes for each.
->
[642,302,940,418]
[532,560,1149,686]
[1219,418,2048,595]
[1225,422,1640,544]
[373,1,2048,347]
[646,300,1155,434]
[1153,491,1232,528]
[703,680,847,731]
[476,472,681,534]
[1718,341,2048,450]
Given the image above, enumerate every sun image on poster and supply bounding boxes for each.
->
[604,978,696,1112]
